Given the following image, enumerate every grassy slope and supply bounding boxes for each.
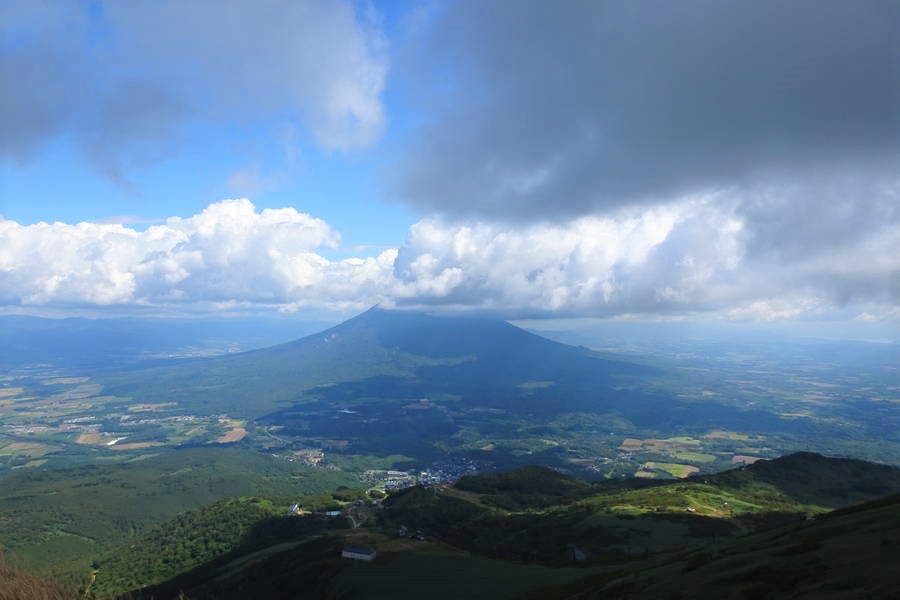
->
[0,554,80,600]
[0,448,356,573]
[334,548,585,600]
[131,529,588,600]
[544,493,900,599]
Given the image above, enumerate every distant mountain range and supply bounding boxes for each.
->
[0,314,333,369]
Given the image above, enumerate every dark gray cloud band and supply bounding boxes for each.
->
[396,0,900,220]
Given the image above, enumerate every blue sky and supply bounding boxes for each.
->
[1,0,897,330]
[0,112,416,253]
[0,0,422,253]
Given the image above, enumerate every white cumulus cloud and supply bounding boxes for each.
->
[1,198,897,321]
[0,200,389,310]
[386,195,778,318]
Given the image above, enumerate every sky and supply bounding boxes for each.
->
[1,0,898,332]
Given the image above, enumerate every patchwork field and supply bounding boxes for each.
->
[638,462,699,479]
[217,428,249,443]
[0,370,257,473]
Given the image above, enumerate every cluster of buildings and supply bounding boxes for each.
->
[57,416,98,433]
[292,448,325,466]
[359,458,482,492]
[287,503,342,518]
[118,414,197,426]
[416,457,480,484]
[4,424,54,434]
[362,469,417,490]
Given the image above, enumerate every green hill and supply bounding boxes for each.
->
[543,492,900,599]
[706,451,900,508]
[454,465,597,510]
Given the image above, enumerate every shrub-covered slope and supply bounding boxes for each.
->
[0,448,356,573]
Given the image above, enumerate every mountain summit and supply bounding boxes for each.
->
[321,305,589,359]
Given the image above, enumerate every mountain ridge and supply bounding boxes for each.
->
[90,452,900,600]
